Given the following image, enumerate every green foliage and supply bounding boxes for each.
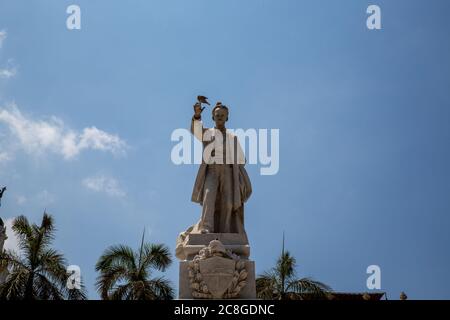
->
[0,213,87,300]
[95,241,174,300]
[256,250,331,300]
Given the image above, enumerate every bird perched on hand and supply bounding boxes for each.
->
[197,95,210,106]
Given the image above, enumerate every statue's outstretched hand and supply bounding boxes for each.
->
[193,102,205,118]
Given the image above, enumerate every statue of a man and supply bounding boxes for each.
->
[176,101,252,259]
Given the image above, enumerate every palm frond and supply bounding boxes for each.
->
[276,250,296,280]
[286,277,332,299]
[145,276,174,300]
[95,265,129,299]
[109,283,134,300]
[11,216,33,253]
[1,213,85,300]
[139,243,172,273]
[0,250,28,271]
[256,271,278,299]
[95,245,137,273]
[35,213,56,250]
[67,277,88,300]
[95,241,174,300]
[256,243,331,300]
[0,269,28,300]
[34,273,64,300]
[38,249,66,271]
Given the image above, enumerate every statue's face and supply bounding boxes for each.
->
[213,108,228,126]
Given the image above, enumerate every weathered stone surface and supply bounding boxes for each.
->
[182,244,250,261]
[187,233,248,246]
[199,256,236,299]
[177,233,250,260]
[179,259,256,299]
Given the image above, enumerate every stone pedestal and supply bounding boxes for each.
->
[178,233,256,299]
[179,259,256,299]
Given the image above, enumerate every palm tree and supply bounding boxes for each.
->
[95,231,174,300]
[256,235,331,300]
[0,213,87,300]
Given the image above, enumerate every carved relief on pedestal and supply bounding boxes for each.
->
[187,240,248,299]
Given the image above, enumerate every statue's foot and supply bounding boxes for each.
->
[200,229,210,234]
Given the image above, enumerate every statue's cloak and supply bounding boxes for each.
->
[191,163,252,211]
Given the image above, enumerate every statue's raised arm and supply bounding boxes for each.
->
[190,102,207,141]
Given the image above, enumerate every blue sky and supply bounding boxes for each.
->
[1,0,450,299]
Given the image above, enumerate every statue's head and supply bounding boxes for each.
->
[212,102,229,126]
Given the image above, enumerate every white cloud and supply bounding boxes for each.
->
[0,151,11,162]
[82,174,126,198]
[3,218,20,253]
[0,104,127,160]
[0,30,6,48]
[0,31,16,79]
[0,67,16,79]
